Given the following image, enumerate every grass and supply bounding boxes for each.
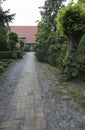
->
[0,59,12,73]
[71,87,85,110]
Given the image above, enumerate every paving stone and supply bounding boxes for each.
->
[5,53,85,130]
[16,102,26,110]
[0,128,10,130]
[35,118,41,130]
[23,126,34,130]
[0,121,11,128]
[11,122,19,130]
[35,106,43,112]
[40,117,47,129]
[15,109,25,120]
[30,109,35,118]
[24,118,34,126]
[36,111,44,118]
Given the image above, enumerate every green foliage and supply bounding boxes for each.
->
[0,7,15,27]
[19,39,25,50]
[35,13,52,62]
[56,3,85,36]
[77,34,85,76]
[2,62,8,68]
[0,26,9,51]
[62,34,85,78]
[78,34,85,55]
[8,31,19,51]
[0,51,12,59]
[71,63,79,77]
[48,44,58,65]
[78,0,85,3]
[24,45,30,52]
[12,51,23,59]
[35,0,85,80]
[56,2,85,79]
[35,42,49,62]
[47,34,67,69]
[0,51,23,59]
[63,51,73,67]
[0,59,12,73]
[0,66,4,72]
[17,51,23,59]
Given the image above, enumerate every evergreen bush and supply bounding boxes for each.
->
[0,66,4,72]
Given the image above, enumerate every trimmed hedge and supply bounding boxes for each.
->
[0,66,4,72]
[0,51,12,59]
[0,51,23,59]
[17,51,23,59]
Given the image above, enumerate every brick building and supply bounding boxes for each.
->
[10,26,38,51]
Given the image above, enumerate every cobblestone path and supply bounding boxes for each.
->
[0,53,47,130]
[0,52,85,130]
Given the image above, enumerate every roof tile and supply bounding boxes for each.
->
[10,26,38,44]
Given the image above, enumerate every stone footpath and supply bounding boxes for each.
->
[0,53,47,130]
[0,52,85,130]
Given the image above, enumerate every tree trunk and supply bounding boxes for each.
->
[66,35,81,79]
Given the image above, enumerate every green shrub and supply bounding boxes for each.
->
[5,59,12,64]
[2,63,8,68]
[8,31,19,51]
[0,51,23,59]
[0,27,10,51]
[33,44,37,51]
[0,59,13,73]
[64,34,85,78]
[0,62,3,66]
[17,51,23,59]
[0,66,4,72]
[35,43,49,62]
[24,45,30,52]
[78,34,85,55]
[48,44,58,66]
[15,46,20,51]
[19,39,25,50]
[12,52,17,59]
[77,34,85,76]
[0,51,13,59]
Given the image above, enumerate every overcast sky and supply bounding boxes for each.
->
[2,0,45,26]
[2,0,77,26]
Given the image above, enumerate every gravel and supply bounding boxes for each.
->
[35,60,85,130]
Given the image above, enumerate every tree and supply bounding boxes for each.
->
[0,0,5,5]
[8,32,19,51]
[19,39,25,51]
[57,2,85,54]
[35,0,66,61]
[0,7,15,27]
[39,0,66,31]
[78,0,85,3]
[56,2,85,78]
[35,14,52,62]
[0,26,9,51]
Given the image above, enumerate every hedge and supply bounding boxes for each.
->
[0,51,23,59]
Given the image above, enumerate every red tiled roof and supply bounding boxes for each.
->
[10,26,38,44]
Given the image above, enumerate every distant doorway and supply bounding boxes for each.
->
[29,44,34,51]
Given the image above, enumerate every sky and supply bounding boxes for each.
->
[1,0,77,26]
[2,0,45,26]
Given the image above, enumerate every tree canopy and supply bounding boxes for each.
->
[56,3,85,36]
[0,7,15,27]
[8,32,19,51]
